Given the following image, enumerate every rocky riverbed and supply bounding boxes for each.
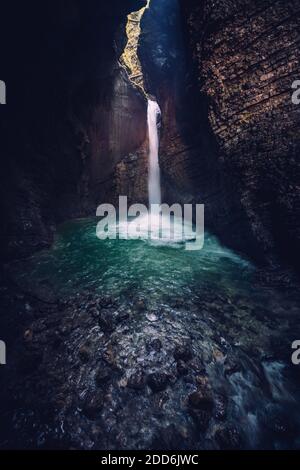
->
[0,218,299,450]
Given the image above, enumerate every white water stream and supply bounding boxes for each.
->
[147,99,161,207]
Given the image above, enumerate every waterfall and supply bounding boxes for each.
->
[147,99,161,207]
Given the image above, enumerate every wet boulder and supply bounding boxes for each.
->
[79,344,91,363]
[127,369,146,390]
[115,309,130,324]
[195,374,212,392]
[135,299,146,312]
[98,311,115,333]
[189,408,212,432]
[188,357,205,375]
[89,306,101,319]
[177,360,189,376]
[147,372,170,392]
[187,384,214,431]
[174,343,193,362]
[97,296,114,308]
[146,338,162,353]
[82,392,104,420]
[188,390,214,412]
[95,363,111,387]
[215,425,243,450]
[152,424,189,451]
[146,312,158,322]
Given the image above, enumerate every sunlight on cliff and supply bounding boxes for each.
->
[120,0,150,93]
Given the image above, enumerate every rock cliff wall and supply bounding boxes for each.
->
[139,0,300,268]
[179,0,300,268]
[0,0,146,261]
[139,0,255,259]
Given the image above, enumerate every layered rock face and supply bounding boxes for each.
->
[0,0,146,261]
[139,0,256,260]
[96,139,149,208]
[139,0,195,205]
[179,0,300,268]
[139,0,300,268]
[94,4,150,207]
[87,67,147,206]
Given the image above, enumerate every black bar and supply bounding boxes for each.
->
[0,450,299,466]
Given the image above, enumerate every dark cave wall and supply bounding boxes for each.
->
[87,67,148,206]
[179,0,300,268]
[139,0,196,204]
[139,0,261,260]
[140,0,300,268]
[0,0,147,261]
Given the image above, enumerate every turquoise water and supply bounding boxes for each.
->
[11,217,254,305]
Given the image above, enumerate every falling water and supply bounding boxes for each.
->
[147,99,161,207]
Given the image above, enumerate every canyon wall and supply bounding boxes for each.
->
[139,0,258,261]
[0,0,147,261]
[179,0,300,268]
[139,0,300,268]
[139,0,193,204]
[86,67,147,207]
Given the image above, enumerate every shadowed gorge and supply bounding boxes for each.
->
[0,0,300,453]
